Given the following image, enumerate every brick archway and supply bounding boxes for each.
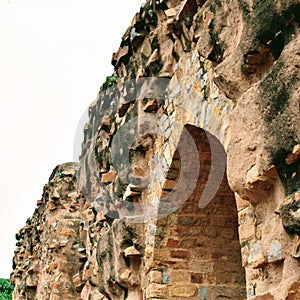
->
[147,125,246,300]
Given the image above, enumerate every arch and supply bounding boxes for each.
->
[148,125,246,300]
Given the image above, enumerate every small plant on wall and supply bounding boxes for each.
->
[104,75,118,88]
[0,278,14,300]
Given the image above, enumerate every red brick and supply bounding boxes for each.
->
[170,250,190,259]
[191,273,204,283]
[163,261,189,269]
[167,238,180,248]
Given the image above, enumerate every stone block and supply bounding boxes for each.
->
[238,210,256,243]
[236,194,250,212]
[148,271,163,283]
[188,261,214,273]
[144,99,158,113]
[146,283,168,299]
[124,246,141,257]
[212,286,233,299]
[166,238,179,247]
[286,144,300,165]
[163,179,177,190]
[163,271,170,284]
[49,262,58,271]
[198,286,209,300]
[191,273,204,284]
[169,284,197,297]
[170,250,190,259]
[169,270,190,283]
[60,227,77,237]
[248,240,266,268]
[267,240,283,263]
[101,170,117,183]
[153,249,170,260]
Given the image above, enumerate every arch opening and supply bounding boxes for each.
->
[150,125,246,300]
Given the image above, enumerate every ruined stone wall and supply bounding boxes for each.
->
[11,0,300,299]
[11,163,85,299]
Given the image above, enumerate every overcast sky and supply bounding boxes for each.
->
[0,0,144,278]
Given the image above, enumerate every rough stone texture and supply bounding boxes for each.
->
[11,163,85,299]
[11,0,300,299]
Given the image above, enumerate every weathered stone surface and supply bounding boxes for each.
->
[249,292,274,300]
[281,193,300,235]
[286,280,300,300]
[101,168,117,183]
[11,0,300,299]
[11,163,84,299]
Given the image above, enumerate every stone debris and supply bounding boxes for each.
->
[286,144,300,165]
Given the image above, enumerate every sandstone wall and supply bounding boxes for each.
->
[11,0,300,299]
[11,163,85,299]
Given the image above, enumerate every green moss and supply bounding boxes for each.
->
[238,0,300,59]
[264,90,289,124]
[271,148,300,195]
[261,63,299,150]
[259,53,300,194]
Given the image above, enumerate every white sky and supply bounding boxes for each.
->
[0,0,144,278]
